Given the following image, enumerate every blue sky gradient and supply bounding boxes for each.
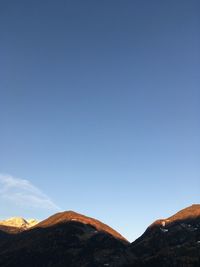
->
[0,0,199,241]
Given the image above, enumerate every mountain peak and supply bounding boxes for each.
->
[168,204,200,221]
[36,210,128,242]
[148,204,200,230]
[26,219,39,227]
[0,217,38,229]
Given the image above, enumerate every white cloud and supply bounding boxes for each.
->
[0,174,61,211]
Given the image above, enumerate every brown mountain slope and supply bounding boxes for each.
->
[36,210,128,242]
[0,205,200,267]
[150,204,200,229]
[0,213,129,267]
[168,204,200,221]
[126,204,200,267]
[0,225,21,234]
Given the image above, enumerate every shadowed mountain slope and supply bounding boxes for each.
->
[36,210,127,242]
[126,204,200,267]
[0,205,200,267]
[0,211,129,267]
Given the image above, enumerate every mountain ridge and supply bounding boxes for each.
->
[0,217,38,232]
[0,204,199,266]
[35,210,128,242]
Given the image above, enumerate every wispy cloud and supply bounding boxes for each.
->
[0,174,61,211]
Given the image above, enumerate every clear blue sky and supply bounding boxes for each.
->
[0,0,199,241]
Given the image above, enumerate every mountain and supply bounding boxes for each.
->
[0,217,38,233]
[35,210,127,242]
[126,204,200,267]
[0,211,129,267]
[26,218,39,228]
[0,205,199,267]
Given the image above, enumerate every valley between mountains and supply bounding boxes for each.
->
[0,204,200,267]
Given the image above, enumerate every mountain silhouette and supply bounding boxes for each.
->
[127,204,200,267]
[0,205,199,267]
[0,211,129,267]
[35,210,127,242]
